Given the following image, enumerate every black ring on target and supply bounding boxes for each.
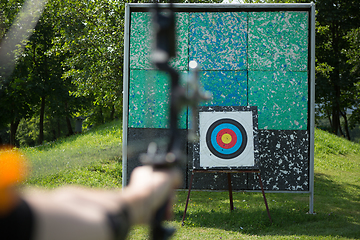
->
[206,118,248,159]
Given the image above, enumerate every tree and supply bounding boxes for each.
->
[0,61,36,146]
[0,0,37,146]
[346,27,360,130]
[0,0,82,146]
[57,0,125,126]
[1,0,129,146]
[315,0,360,138]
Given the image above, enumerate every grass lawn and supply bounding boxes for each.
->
[21,121,360,239]
[23,120,122,180]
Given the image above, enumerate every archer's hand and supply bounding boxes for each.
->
[121,166,182,225]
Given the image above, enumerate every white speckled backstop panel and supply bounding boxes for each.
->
[128,11,309,130]
[248,11,308,72]
[130,12,189,70]
[189,12,248,71]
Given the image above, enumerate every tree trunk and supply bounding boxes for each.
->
[52,129,57,141]
[64,101,74,136]
[330,22,341,136]
[39,95,46,145]
[338,122,345,137]
[332,101,341,135]
[57,118,61,138]
[341,111,351,140]
[327,108,333,130]
[110,104,115,120]
[10,119,20,147]
[66,117,74,136]
[99,107,104,124]
[328,116,333,130]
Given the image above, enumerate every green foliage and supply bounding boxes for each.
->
[17,117,40,147]
[1,0,124,146]
[0,0,25,39]
[345,27,360,76]
[16,115,72,147]
[315,0,360,136]
[241,0,311,2]
[58,0,124,121]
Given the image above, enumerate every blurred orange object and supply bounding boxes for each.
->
[0,147,28,214]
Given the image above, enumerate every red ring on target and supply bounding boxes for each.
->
[216,128,237,149]
[206,118,248,159]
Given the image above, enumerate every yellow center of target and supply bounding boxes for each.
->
[221,133,232,144]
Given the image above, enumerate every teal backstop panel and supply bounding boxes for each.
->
[127,9,309,131]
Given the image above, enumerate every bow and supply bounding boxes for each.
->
[139,1,211,239]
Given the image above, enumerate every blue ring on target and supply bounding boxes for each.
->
[206,118,248,159]
[210,123,242,154]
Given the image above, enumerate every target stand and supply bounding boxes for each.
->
[181,169,272,225]
[182,106,272,224]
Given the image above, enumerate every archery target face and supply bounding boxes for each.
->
[199,111,255,167]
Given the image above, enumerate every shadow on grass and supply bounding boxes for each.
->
[315,172,360,203]
[176,173,360,239]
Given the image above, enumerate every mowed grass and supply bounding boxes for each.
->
[22,123,360,239]
[23,120,122,180]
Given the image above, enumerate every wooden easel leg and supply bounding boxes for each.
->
[257,172,272,223]
[182,171,195,226]
[227,173,234,211]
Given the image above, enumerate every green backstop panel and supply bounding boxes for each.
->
[248,11,308,72]
[130,12,189,71]
[128,10,309,130]
[248,71,308,130]
[199,71,248,107]
[189,12,248,71]
[129,70,187,129]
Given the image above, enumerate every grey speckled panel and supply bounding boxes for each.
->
[257,129,309,191]
[126,128,309,191]
[125,128,188,188]
[189,130,309,191]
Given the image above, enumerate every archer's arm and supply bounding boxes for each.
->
[1,166,181,240]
